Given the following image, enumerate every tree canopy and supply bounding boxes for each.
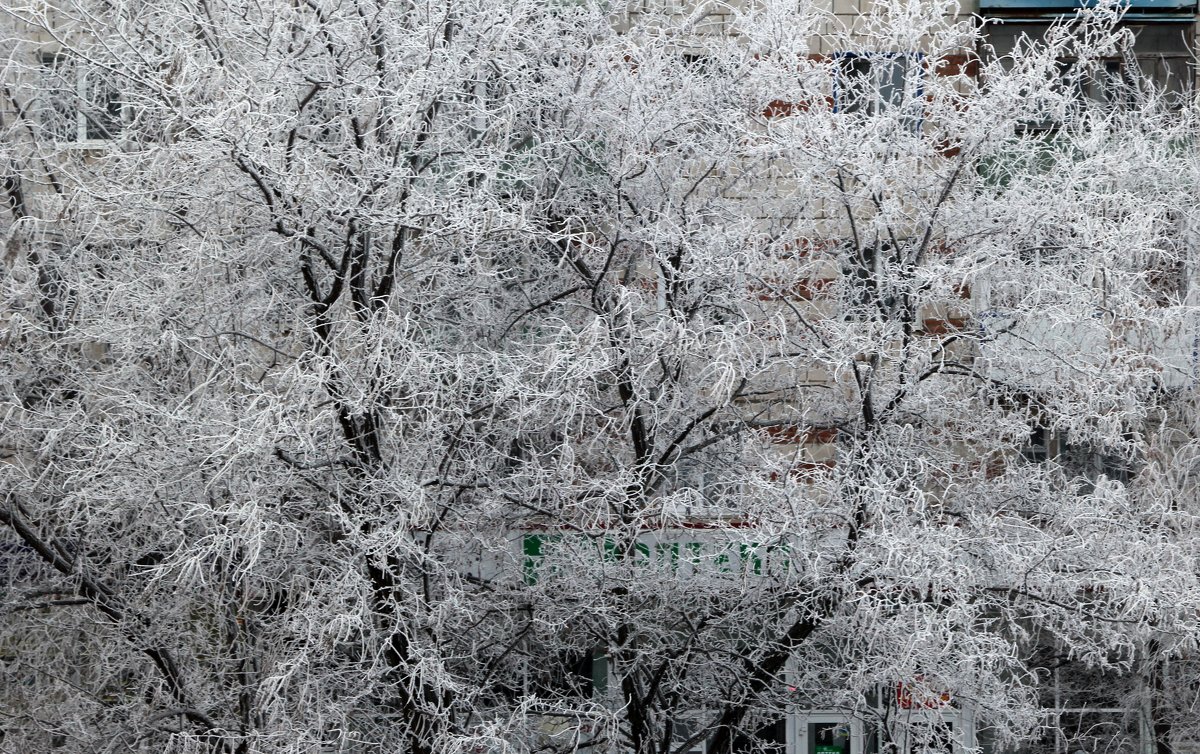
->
[2,1,1200,753]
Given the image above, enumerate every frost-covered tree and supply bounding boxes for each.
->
[2,1,1199,753]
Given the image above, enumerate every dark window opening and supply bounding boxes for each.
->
[982,21,1194,128]
[733,717,788,754]
[809,722,852,754]
[529,649,601,701]
[834,54,923,130]
[908,722,954,754]
[40,52,122,142]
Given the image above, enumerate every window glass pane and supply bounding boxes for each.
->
[839,57,872,113]
[835,55,917,126]
[82,68,122,140]
[809,723,851,754]
[877,58,908,109]
[40,53,78,142]
[908,722,953,754]
[983,21,1193,109]
[38,52,121,142]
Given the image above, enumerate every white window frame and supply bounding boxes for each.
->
[792,713,875,754]
[832,53,924,129]
[39,51,122,145]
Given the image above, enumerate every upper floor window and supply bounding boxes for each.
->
[982,21,1195,120]
[40,52,122,143]
[833,53,922,116]
[1020,426,1065,464]
[1020,426,1137,485]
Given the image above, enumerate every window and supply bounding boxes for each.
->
[1063,442,1137,486]
[982,21,1194,121]
[528,649,601,701]
[1020,427,1065,464]
[1146,246,1187,306]
[673,718,710,754]
[834,53,922,126]
[809,722,851,754]
[841,239,903,321]
[906,722,953,754]
[1020,427,1137,485]
[1077,58,1141,109]
[40,52,122,143]
[675,452,740,512]
[1020,645,1145,754]
[732,717,787,754]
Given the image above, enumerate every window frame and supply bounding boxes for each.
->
[979,19,1195,128]
[38,50,123,145]
[831,52,925,129]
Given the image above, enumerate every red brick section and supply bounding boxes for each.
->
[921,316,968,335]
[751,277,834,301]
[929,239,958,256]
[930,457,1006,484]
[762,95,835,117]
[762,426,840,483]
[762,54,978,120]
[931,53,981,78]
[934,137,964,158]
[761,53,832,118]
[929,54,981,156]
[762,99,798,118]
